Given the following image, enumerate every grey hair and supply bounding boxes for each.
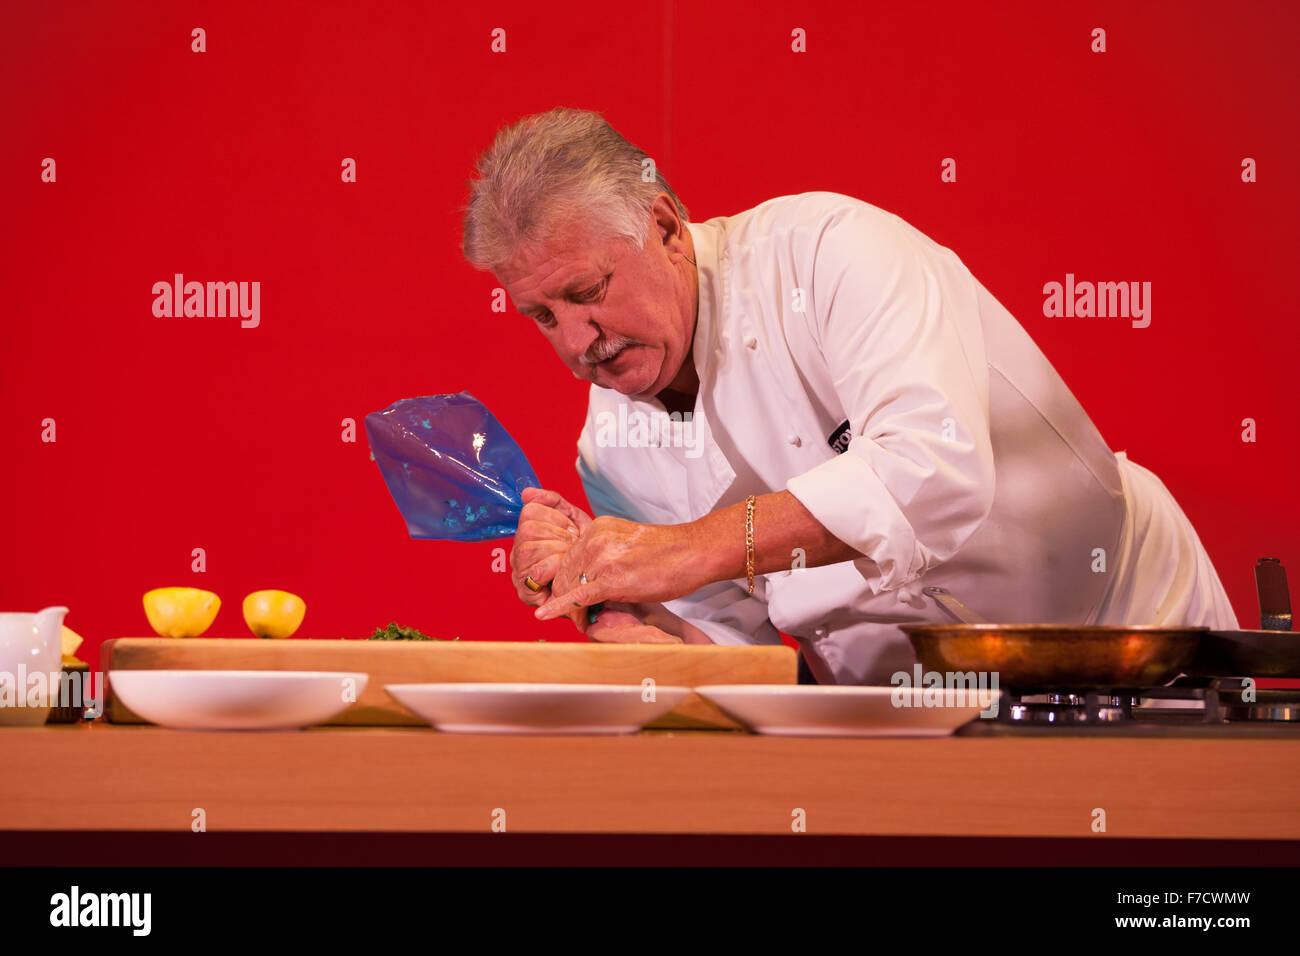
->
[461,107,690,272]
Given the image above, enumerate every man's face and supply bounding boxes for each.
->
[495,211,695,398]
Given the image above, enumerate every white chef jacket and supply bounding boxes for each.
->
[574,192,1239,685]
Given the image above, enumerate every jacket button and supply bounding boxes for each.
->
[744,336,758,350]
[787,434,802,447]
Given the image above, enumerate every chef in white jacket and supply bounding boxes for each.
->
[462,108,1238,685]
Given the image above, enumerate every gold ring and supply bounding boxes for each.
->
[523,576,544,593]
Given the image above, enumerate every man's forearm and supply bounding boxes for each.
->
[690,490,862,585]
[600,492,860,641]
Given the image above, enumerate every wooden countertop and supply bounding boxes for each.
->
[5,722,1299,839]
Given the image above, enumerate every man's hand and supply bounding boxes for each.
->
[509,487,593,631]
[511,491,700,644]
[586,603,683,644]
[534,516,701,620]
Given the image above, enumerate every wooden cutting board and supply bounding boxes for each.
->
[100,638,797,730]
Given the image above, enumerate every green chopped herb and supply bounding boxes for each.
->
[367,622,444,641]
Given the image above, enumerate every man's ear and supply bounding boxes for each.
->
[651,193,686,253]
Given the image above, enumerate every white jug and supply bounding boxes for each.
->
[0,606,69,725]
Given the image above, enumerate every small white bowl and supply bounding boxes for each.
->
[385,682,692,734]
[109,670,368,730]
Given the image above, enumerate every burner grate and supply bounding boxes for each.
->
[993,679,1294,726]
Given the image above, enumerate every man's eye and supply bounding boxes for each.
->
[580,276,610,302]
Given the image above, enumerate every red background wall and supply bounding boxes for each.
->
[2,0,1297,669]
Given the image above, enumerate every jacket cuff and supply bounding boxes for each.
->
[660,597,784,647]
[784,448,930,594]
[679,616,757,646]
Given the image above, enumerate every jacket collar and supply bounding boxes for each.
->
[686,219,724,390]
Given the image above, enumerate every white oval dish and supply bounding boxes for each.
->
[108,670,368,731]
[694,685,1001,737]
[385,682,692,735]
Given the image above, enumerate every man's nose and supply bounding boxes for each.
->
[554,308,599,360]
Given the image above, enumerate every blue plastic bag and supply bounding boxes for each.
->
[364,392,540,542]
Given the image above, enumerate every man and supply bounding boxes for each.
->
[461,107,1238,685]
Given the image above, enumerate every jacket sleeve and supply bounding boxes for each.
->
[784,203,996,595]
[575,403,783,646]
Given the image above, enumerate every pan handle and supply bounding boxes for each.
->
[1256,558,1293,631]
[922,586,988,625]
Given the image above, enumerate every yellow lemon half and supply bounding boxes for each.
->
[242,590,306,639]
[143,588,221,638]
[61,625,84,658]
[61,624,85,666]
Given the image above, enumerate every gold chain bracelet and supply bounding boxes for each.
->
[745,494,756,594]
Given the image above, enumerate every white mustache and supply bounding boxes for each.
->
[581,336,636,365]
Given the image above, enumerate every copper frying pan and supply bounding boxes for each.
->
[900,587,1205,688]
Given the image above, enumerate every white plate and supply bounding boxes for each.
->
[385,683,692,734]
[694,685,1001,737]
[108,670,368,730]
